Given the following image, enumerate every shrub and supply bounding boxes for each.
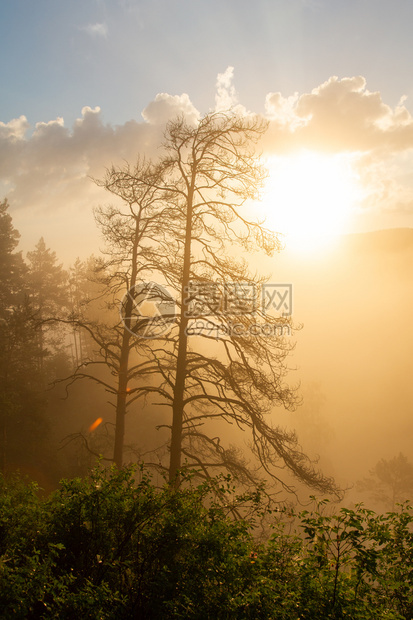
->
[0,467,413,618]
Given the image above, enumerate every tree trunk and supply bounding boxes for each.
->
[113,215,141,467]
[169,170,195,486]
[0,408,6,474]
[113,328,130,467]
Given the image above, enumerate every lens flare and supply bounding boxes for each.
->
[88,417,103,432]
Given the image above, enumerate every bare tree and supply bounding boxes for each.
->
[94,111,339,498]
[64,156,188,468]
[65,112,339,499]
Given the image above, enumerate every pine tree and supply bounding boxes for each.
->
[0,200,47,473]
[0,198,26,314]
[26,237,68,373]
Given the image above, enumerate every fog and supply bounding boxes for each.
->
[4,175,413,506]
[271,229,413,499]
[43,226,413,507]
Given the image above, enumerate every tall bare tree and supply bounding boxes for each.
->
[65,160,180,466]
[94,112,339,498]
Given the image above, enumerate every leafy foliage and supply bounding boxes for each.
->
[1,466,413,618]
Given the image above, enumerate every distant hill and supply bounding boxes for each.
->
[340,227,413,254]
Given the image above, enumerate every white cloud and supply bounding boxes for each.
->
[81,22,108,37]
[34,117,65,133]
[141,93,199,126]
[264,75,413,153]
[0,108,151,218]
[0,115,29,140]
[263,76,413,222]
[0,95,201,254]
[265,92,303,129]
[215,66,238,111]
[2,74,413,260]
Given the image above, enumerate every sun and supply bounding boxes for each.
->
[261,151,363,253]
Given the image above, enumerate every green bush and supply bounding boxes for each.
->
[0,466,413,618]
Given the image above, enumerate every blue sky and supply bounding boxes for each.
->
[3,0,413,126]
[2,0,413,258]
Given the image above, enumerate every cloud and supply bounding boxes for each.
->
[214,66,250,117]
[215,66,238,111]
[81,22,108,37]
[262,76,413,221]
[141,93,199,126]
[264,76,413,153]
[265,92,303,129]
[0,106,159,211]
[0,92,201,258]
[2,73,413,259]
[0,116,30,140]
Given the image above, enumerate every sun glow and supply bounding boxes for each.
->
[262,151,363,253]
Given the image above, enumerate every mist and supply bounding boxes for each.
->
[7,216,412,508]
[272,229,413,502]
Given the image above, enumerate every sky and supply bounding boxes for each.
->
[2,0,413,259]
